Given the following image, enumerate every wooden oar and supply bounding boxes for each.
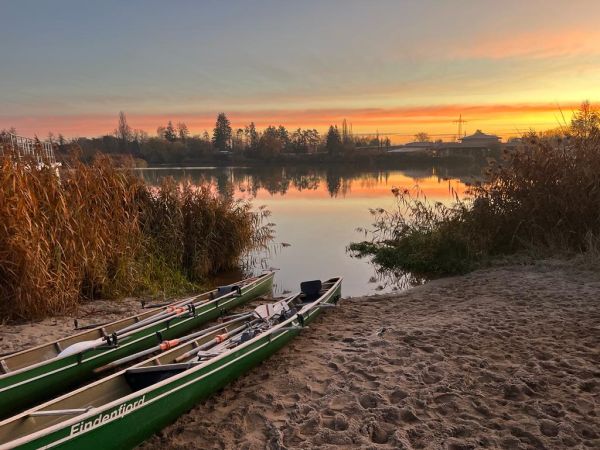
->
[57,288,243,359]
[140,276,257,309]
[175,295,298,363]
[93,314,255,373]
[175,320,260,362]
[114,284,243,336]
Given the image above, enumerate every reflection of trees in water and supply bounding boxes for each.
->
[356,171,390,190]
[346,244,425,292]
[215,171,234,198]
[367,267,425,292]
[225,166,394,198]
[135,160,485,199]
[289,172,320,192]
[326,171,341,197]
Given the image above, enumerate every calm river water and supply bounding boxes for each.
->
[136,163,482,297]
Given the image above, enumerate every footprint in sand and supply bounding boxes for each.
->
[399,407,420,423]
[433,393,458,404]
[358,393,380,409]
[322,414,349,431]
[389,388,409,404]
[446,438,476,450]
[358,420,393,445]
[539,419,559,437]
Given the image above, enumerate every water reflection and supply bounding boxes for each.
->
[138,162,481,198]
[136,162,483,297]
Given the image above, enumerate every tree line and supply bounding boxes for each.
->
[3,112,392,164]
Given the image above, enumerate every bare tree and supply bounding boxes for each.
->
[116,111,132,144]
[177,122,190,141]
[414,132,431,142]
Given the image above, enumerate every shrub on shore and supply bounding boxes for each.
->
[350,102,600,277]
[0,154,272,320]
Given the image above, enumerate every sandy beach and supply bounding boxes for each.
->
[3,260,599,449]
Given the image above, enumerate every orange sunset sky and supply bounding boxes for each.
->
[2,1,600,142]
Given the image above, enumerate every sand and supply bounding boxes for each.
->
[2,260,599,449]
[0,298,146,355]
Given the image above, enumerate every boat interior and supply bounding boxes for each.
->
[0,317,247,444]
[0,276,337,445]
[0,274,266,374]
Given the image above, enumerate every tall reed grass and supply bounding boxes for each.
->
[350,102,600,276]
[0,150,272,320]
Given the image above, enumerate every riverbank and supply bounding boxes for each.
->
[2,260,598,449]
[141,260,599,449]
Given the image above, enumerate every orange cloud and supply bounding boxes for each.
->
[446,29,600,60]
[0,101,584,141]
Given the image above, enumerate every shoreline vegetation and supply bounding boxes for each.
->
[350,102,600,277]
[0,154,273,320]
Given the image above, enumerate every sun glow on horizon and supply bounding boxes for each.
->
[1,102,586,143]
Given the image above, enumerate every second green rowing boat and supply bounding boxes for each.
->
[0,272,274,419]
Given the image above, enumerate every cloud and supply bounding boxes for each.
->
[443,29,600,61]
[1,101,584,139]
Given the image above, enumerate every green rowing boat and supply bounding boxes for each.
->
[0,272,274,419]
[0,277,341,450]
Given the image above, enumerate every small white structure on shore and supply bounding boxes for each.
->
[0,132,59,167]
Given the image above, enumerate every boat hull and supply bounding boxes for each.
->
[0,273,274,419]
[12,280,340,450]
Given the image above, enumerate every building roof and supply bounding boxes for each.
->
[404,141,434,147]
[460,129,500,141]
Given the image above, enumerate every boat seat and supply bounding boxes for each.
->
[299,280,322,303]
[216,284,241,298]
[124,363,195,391]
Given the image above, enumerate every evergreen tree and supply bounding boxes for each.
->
[277,125,290,150]
[326,125,342,155]
[164,121,177,142]
[212,113,232,152]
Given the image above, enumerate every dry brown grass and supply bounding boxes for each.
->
[0,154,143,319]
[138,177,273,281]
[0,149,272,320]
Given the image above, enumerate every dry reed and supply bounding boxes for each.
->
[0,149,272,320]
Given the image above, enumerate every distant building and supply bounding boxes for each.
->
[459,130,501,148]
[387,141,434,154]
[404,141,435,148]
[387,129,508,158]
